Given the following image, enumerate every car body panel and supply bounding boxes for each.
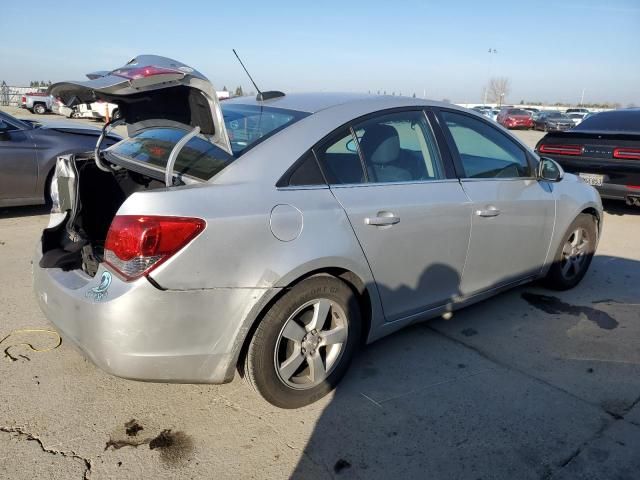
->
[33,91,603,385]
[458,178,556,294]
[0,111,118,207]
[0,125,38,201]
[330,180,472,321]
[33,252,273,383]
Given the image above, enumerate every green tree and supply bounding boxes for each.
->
[234,86,244,97]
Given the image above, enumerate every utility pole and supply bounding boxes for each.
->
[580,88,585,106]
[483,48,498,105]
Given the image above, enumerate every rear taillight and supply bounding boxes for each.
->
[112,65,185,81]
[104,215,205,281]
[613,148,640,160]
[538,144,584,156]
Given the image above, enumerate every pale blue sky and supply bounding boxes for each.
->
[1,0,638,104]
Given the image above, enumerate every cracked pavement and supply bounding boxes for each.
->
[1,126,639,479]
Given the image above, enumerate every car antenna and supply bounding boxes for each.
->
[232,49,284,101]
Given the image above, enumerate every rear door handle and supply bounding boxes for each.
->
[475,206,501,217]
[365,211,400,226]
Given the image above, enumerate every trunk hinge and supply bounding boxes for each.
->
[165,126,201,187]
[94,118,125,172]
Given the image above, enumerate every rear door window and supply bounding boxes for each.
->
[314,128,365,184]
[353,111,444,183]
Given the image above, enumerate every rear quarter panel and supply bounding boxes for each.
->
[119,183,376,292]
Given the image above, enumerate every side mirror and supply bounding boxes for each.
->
[537,157,564,182]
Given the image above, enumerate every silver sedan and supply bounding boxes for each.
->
[34,55,602,408]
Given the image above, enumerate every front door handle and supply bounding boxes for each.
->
[475,206,501,217]
[365,211,400,226]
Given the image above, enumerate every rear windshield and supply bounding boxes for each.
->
[105,104,308,180]
[575,110,640,133]
[507,109,529,115]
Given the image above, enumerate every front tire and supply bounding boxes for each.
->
[244,276,361,408]
[33,103,46,114]
[542,214,597,290]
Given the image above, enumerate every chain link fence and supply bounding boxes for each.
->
[0,82,46,107]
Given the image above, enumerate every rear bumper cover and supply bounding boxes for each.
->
[33,246,273,384]
[546,156,640,200]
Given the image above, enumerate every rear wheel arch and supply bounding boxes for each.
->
[235,267,372,378]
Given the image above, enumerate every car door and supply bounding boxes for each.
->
[436,109,555,296]
[314,109,472,322]
[0,116,38,201]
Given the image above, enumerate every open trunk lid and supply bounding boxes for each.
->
[48,55,231,155]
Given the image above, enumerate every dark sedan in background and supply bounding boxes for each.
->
[535,109,640,206]
[0,111,119,207]
[534,111,574,132]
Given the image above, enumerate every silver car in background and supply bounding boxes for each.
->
[34,55,602,408]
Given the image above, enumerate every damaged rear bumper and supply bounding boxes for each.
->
[33,245,273,384]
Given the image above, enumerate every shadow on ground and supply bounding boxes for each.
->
[291,255,640,479]
[0,205,49,219]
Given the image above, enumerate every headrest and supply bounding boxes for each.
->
[359,124,400,165]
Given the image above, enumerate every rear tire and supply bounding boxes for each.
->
[33,103,46,115]
[541,214,597,290]
[244,276,361,408]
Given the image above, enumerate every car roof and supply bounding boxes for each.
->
[223,92,451,114]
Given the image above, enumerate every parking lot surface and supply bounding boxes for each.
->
[1,110,639,479]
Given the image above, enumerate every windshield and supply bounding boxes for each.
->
[507,109,529,115]
[105,104,308,181]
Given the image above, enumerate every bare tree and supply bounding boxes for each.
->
[486,77,511,105]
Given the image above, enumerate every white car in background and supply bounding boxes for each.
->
[74,101,120,121]
[566,112,587,127]
[52,99,121,121]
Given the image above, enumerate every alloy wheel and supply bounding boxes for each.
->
[274,298,348,390]
[560,227,589,280]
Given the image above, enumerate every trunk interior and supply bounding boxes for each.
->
[40,156,165,277]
